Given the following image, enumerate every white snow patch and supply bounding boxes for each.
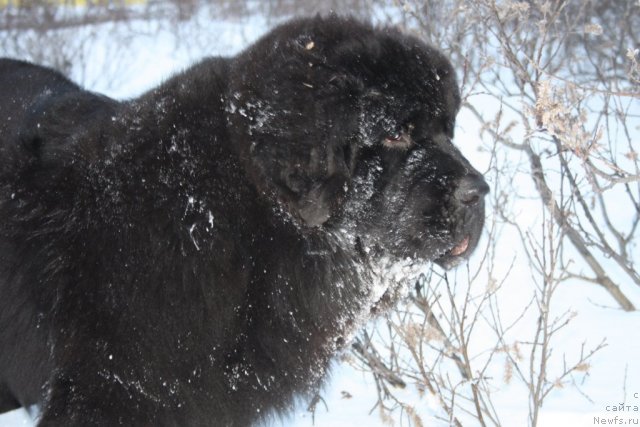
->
[188,223,200,251]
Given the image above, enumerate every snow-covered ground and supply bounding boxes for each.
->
[1,4,639,426]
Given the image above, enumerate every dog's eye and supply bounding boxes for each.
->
[386,131,402,141]
[382,124,413,150]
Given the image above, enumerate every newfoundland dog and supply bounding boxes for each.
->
[0,15,488,426]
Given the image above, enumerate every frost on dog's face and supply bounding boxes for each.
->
[226,18,488,268]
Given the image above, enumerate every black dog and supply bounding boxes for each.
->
[0,16,488,426]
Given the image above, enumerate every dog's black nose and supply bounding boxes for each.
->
[454,174,489,206]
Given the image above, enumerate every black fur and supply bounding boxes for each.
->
[0,16,488,426]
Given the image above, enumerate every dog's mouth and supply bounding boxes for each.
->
[448,235,470,257]
[435,235,472,269]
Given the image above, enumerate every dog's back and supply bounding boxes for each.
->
[0,59,81,141]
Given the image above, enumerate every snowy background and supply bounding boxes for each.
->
[1,1,639,426]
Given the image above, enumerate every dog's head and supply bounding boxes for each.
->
[226,16,488,268]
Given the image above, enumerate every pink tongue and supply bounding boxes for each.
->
[450,236,470,256]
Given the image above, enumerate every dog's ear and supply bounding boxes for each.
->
[225,46,365,228]
[274,136,355,227]
[292,173,349,227]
